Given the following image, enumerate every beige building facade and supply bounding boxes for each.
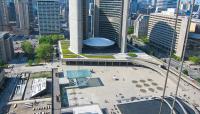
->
[148,13,189,57]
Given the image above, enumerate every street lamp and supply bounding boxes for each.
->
[158,0,182,114]
[170,0,195,114]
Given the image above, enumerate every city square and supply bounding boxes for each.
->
[1,0,200,113]
[59,65,200,113]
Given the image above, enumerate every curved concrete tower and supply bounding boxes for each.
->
[69,0,83,54]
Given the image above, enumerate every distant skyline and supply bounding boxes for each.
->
[138,0,200,4]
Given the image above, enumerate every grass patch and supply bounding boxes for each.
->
[172,53,181,61]
[60,40,70,49]
[63,54,79,58]
[31,71,52,79]
[128,52,137,57]
[62,49,74,54]
[0,64,8,68]
[60,40,79,58]
[196,78,200,83]
[82,54,115,59]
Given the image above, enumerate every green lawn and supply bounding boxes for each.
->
[60,40,116,59]
[128,52,137,57]
[63,54,79,58]
[62,49,74,54]
[60,40,78,58]
[81,54,115,59]
[31,71,52,79]
[60,40,70,49]
[0,64,8,68]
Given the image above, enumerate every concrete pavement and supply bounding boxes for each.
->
[8,98,51,105]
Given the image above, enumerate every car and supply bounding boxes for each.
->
[159,64,167,70]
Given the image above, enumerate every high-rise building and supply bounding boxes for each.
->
[60,0,68,23]
[0,68,5,89]
[134,14,149,38]
[131,0,138,14]
[8,1,17,22]
[69,0,130,54]
[37,0,61,35]
[28,0,34,28]
[0,0,9,31]
[148,13,189,57]
[0,32,14,63]
[185,19,200,57]
[69,0,85,54]
[156,0,177,9]
[15,0,30,34]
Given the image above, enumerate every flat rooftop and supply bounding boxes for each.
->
[0,32,9,39]
[31,78,47,97]
[73,105,103,114]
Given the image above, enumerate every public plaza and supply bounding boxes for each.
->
[60,65,200,113]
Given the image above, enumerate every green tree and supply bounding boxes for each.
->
[34,58,41,64]
[39,35,53,44]
[128,27,134,35]
[21,41,34,58]
[51,34,65,44]
[183,69,189,76]
[172,53,181,61]
[39,34,65,45]
[28,59,33,66]
[189,56,200,64]
[139,36,149,44]
[196,78,200,83]
[0,59,5,67]
[35,44,53,62]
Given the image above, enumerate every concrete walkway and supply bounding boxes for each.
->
[8,98,51,104]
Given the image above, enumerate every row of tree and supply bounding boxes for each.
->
[22,34,64,65]
[188,56,200,64]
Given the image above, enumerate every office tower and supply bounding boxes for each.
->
[69,0,85,54]
[0,32,14,63]
[185,20,200,57]
[15,0,30,34]
[151,0,156,6]
[0,0,9,31]
[37,0,61,35]
[156,0,177,9]
[148,13,189,57]
[8,1,17,22]
[131,0,138,14]
[68,0,90,54]
[28,0,34,28]
[0,68,5,89]
[69,0,130,54]
[95,0,129,53]
[134,14,149,38]
[60,0,68,23]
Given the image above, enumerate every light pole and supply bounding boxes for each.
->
[158,0,182,114]
[170,0,195,114]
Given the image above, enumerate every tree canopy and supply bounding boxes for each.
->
[21,41,34,58]
[35,43,53,61]
[128,27,134,35]
[189,56,200,64]
[39,34,65,45]
[172,53,181,61]
[139,36,149,44]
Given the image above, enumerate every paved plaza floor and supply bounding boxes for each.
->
[60,65,200,113]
